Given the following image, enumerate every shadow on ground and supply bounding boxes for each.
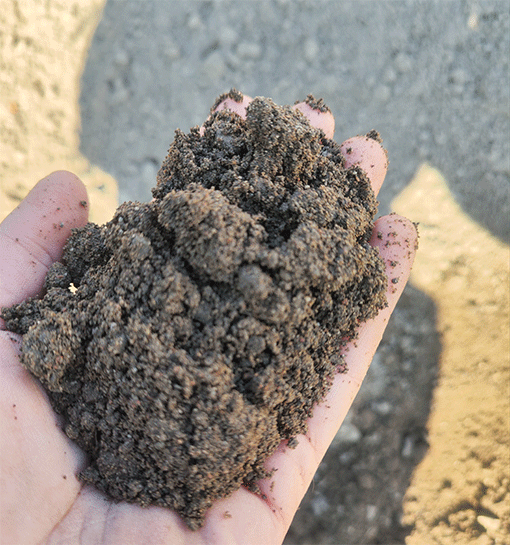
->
[285,285,440,544]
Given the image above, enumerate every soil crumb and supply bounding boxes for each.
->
[210,87,245,112]
[298,94,332,114]
[2,94,387,530]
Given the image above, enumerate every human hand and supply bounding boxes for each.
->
[0,97,417,545]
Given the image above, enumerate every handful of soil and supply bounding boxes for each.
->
[2,92,387,529]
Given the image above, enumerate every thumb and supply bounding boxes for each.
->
[0,171,89,324]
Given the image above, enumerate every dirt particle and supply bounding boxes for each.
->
[287,437,299,449]
[366,129,383,144]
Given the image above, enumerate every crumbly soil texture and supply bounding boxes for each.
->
[2,94,387,530]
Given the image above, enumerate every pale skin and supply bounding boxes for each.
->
[0,95,417,545]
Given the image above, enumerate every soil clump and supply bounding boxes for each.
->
[2,94,387,530]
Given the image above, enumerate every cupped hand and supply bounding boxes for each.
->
[0,95,417,545]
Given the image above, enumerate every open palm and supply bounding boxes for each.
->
[0,98,417,545]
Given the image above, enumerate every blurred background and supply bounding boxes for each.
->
[1,1,508,543]
[79,0,509,242]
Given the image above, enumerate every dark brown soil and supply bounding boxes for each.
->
[2,94,387,530]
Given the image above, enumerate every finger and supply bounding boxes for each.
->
[253,214,418,533]
[292,101,335,139]
[0,172,90,542]
[290,108,387,195]
[212,93,253,119]
[306,214,418,459]
[341,136,389,196]
[0,171,89,327]
[199,92,253,136]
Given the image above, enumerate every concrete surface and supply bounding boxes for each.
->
[80,0,509,241]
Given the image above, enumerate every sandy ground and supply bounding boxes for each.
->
[394,167,509,545]
[1,1,509,543]
[0,0,117,224]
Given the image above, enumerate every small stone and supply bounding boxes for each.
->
[237,265,272,299]
[219,26,238,46]
[401,436,414,458]
[384,66,397,83]
[366,504,378,522]
[187,13,202,30]
[237,42,262,59]
[113,49,130,68]
[141,159,158,186]
[477,515,501,535]
[339,450,355,464]
[311,494,330,517]
[394,52,412,73]
[163,42,180,60]
[372,400,392,415]
[303,38,319,63]
[333,422,362,445]
[203,51,226,81]
[247,335,266,355]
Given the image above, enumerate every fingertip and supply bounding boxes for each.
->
[292,101,335,139]
[371,214,418,253]
[0,171,90,308]
[45,170,89,211]
[212,93,253,119]
[200,92,253,136]
[341,136,388,196]
[2,170,89,261]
